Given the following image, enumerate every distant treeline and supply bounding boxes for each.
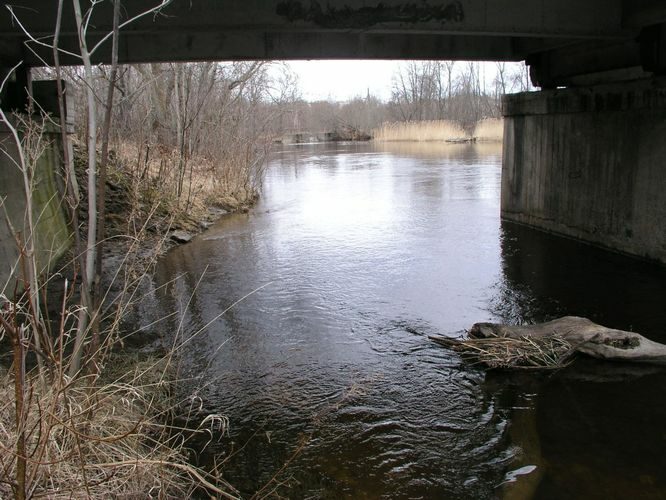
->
[273,61,532,137]
[47,60,528,175]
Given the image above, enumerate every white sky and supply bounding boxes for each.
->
[277,60,525,102]
[284,60,398,101]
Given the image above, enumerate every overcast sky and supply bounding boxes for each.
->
[277,60,527,102]
[284,60,398,101]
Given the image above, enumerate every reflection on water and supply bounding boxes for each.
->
[496,223,666,500]
[371,140,503,159]
[139,142,666,499]
[496,221,666,335]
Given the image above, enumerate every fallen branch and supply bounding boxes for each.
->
[431,316,666,369]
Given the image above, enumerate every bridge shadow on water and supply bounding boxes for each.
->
[496,220,666,339]
[494,221,666,500]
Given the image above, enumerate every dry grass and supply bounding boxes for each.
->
[112,140,262,223]
[0,357,238,498]
[473,118,504,142]
[372,120,468,142]
[0,110,254,499]
[1,136,241,497]
[430,333,576,370]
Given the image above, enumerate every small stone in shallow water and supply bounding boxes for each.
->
[502,465,538,484]
[208,207,228,217]
[170,230,193,243]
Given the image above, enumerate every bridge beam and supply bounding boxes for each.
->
[20,32,570,66]
[0,0,635,66]
[501,79,666,264]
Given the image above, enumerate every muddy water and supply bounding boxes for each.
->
[144,142,666,499]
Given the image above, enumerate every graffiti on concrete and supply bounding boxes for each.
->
[276,1,464,29]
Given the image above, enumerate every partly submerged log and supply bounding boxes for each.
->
[431,316,666,369]
[472,316,666,363]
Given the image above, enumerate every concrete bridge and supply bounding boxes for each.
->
[0,1,663,85]
[1,0,666,267]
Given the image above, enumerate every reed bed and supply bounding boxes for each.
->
[430,333,576,370]
[372,120,468,143]
[473,118,504,142]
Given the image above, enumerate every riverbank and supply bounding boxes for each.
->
[81,141,258,250]
[65,141,259,314]
[276,119,503,146]
[0,140,258,498]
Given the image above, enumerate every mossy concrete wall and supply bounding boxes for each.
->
[0,120,71,290]
[501,79,666,264]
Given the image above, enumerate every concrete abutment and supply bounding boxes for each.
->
[501,79,666,264]
[0,77,75,290]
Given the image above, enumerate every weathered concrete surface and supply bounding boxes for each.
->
[0,0,632,64]
[0,120,71,291]
[501,79,666,264]
[0,0,664,89]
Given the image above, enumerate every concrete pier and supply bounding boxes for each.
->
[0,120,71,289]
[501,79,666,264]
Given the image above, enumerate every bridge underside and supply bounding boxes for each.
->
[2,0,666,264]
[0,0,664,87]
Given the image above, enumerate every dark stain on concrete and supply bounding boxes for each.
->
[276,1,464,29]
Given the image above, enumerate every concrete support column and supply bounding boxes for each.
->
[501,78,666,264]
[0,80,73,290]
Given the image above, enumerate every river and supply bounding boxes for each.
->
[142,141,666,499]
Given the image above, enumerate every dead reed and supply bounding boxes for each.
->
[372,120,468,142]
[430,333,577,370]
[112,140,262,222]
[472,118,504,142]
[0,134,241,497]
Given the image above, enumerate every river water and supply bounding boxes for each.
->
[143,142,666,499]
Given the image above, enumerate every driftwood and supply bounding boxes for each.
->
[431,316,666,368]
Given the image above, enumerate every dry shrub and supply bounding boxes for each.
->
[473,118,504,142]
[0,133,239,497]
[372,120,468,142]
[0,357,237,499]
[114,140,261,222]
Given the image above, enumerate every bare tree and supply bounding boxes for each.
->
[390,61,444,121]
[511,62,532,92]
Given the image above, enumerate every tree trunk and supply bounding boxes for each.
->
[69,0,98,378]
